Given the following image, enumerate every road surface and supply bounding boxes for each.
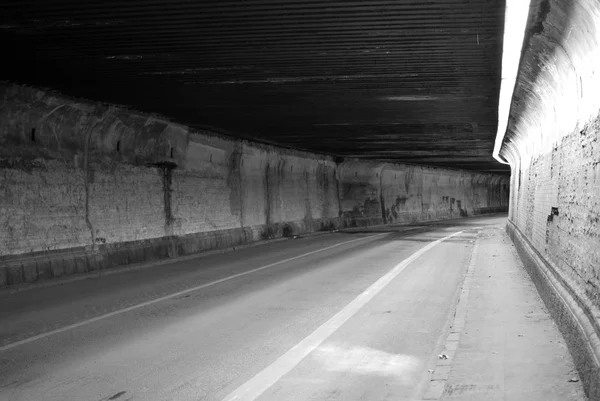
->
[1,216,503,401]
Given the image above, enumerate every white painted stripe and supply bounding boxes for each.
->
[222,230,464,401]
[0,233,389,352]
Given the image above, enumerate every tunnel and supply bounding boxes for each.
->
[0,1,599,400]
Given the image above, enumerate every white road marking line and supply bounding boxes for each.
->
[0,233,390,353]
[222,230,464,401]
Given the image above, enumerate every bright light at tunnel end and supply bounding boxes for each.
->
[493,0,533,165]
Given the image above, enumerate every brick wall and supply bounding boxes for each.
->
[509,125,600,309]
[498,0,600,312]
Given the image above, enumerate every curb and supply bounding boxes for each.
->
[419,232,481,400]
[0,214,500,295]
[0,236,289,295]
[506,220,600,400]
[0,225,421,295]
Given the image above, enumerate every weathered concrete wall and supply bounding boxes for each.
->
[497,0,600,397]
[499,0,600,313]
[0,84,343,284]
[0,83,508,286]
[338,161,508,225]
[337,161,385,225]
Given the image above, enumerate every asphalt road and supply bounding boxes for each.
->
[0,216,505,401]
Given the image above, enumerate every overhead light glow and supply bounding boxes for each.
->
[493,0,533,164]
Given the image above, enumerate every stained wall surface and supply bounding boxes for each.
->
[0,84,508,286]
[498,0,600,312]
[337,161,508,225]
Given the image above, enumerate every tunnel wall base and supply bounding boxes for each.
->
[0,217,378,286]
[0,83,508,287]
[507,220,600,399]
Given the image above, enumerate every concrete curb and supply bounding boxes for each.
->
[0,214,502,294]
[420,232,480,400]
[0,213,499,294]
[0,215,380,290]
[0,223,424,295]
[0,236,289,295]
[506,220,600,400]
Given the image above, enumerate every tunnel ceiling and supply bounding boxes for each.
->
[1,0,508,173]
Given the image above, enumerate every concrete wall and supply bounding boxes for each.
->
[497,0,600,397]
[0,83,508,286]
[499,0,600,313]
[338,161,508,225]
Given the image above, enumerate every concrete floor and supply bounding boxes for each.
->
[0,216,587,401]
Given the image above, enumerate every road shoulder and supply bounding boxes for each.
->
[421,224,587,400]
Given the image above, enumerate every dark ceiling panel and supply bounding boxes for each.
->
[1,0,507,173]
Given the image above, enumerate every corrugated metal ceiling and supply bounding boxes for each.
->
[1,0,507,172]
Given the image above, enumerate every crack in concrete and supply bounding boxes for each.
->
[83,124,96,252]
[38,104,68,152]
[82,112,110,253]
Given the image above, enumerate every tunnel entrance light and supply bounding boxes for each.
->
[493,0,532,164]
